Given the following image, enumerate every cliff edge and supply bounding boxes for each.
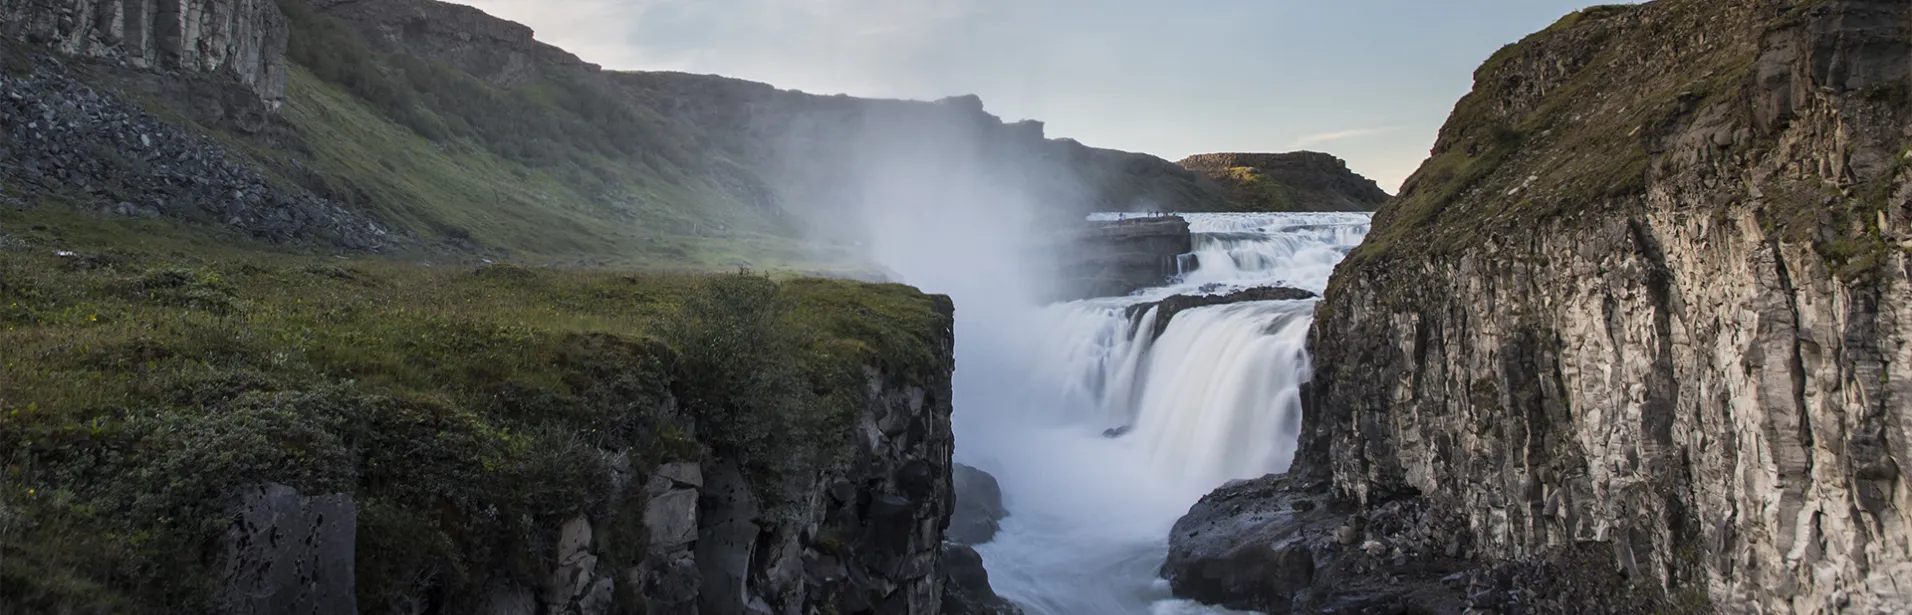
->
[1168,1,1912,613]
[0,251,979,614]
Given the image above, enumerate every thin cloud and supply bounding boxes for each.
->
[459,0,990,98]
[1291,127,1394,149]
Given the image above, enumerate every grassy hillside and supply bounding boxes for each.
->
[0,205,950,610]
[69,0,849,272]
[1353,2,1771,261]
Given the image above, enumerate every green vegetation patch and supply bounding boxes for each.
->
[1213,167,1303,212]
[0,209,951,611]
[1351,0,1764,265]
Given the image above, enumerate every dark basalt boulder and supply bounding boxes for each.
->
[1167,473,1705,614]
[950,463,1008,546]
[1163,475,1473,615]
[941,543,1024,615]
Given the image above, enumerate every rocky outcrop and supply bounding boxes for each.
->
[943,465,1021,615]
[0,0,288,107]
[636,461,703,612]
[0,56,390,249]
[1178,152,1390,212]
[1164,474,1661,615]
[950,464,1007,546]
[940,544,1022,615]
[189,316,964,615]
[1171,1,1912,613]
[1052,216,1194,300]
[1125,286,1318,338]
[688,363,958,615]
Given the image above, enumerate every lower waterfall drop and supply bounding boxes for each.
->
[956,212,1371,615]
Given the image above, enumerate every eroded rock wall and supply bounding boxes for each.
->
[1309,209,1912,613]
[1303,1,1912,612]
[221,341,971,615]
[0,0,287,106]
[1173,1,1912,613]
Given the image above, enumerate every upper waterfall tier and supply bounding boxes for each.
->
[963,211,1370,615]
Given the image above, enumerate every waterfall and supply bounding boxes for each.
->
[957,212,1371,615]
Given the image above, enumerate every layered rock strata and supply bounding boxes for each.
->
[1170,1,1912,613]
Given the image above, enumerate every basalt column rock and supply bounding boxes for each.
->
[0,0,289,107]
[1171,1,1912,613]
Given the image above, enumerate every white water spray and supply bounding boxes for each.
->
[956,212,1371,614]
[780,102,1367,613]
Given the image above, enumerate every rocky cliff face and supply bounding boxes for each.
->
[1170,1,1912,613]
[215,353,968,615]
[0,0,288,107]
[1178,152,1390,212]
[303,0,596,85]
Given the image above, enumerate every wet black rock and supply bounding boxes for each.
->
[1163,475,1472,615]
[1167,476,1692,614]
[950,463,1008,546]
[941,543,1024,615]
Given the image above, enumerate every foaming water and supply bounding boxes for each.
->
[951,212,1371,614]
[1131,303,1312,484]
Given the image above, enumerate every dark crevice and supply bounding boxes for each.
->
[1772,240,1818,474]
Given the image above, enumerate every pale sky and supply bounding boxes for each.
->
[460,0,1623,192]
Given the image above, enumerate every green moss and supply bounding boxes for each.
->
[0,214,949,611]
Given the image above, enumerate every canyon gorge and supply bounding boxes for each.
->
[5,0,1912,614]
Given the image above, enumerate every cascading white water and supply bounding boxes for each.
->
[955,212,1371,615]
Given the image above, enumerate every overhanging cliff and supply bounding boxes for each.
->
[1169,1,1912,613]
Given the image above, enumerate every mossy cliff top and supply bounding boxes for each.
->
[1346,0,1912,273]
[1176,152,1390,212]
[0,206,953,611]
